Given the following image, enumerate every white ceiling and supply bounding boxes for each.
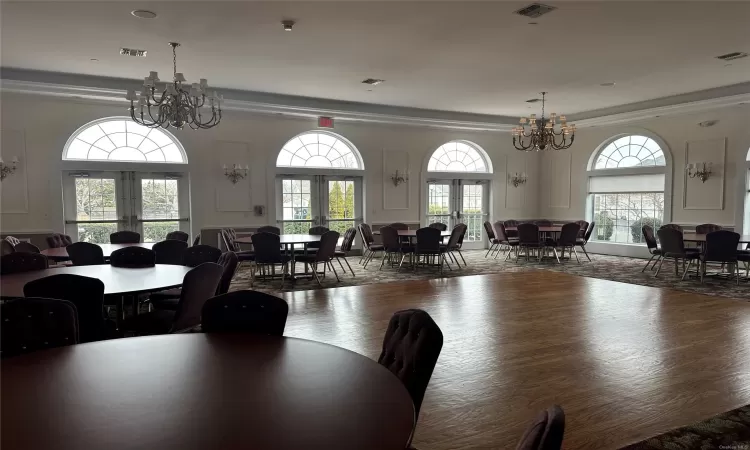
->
[1,1,749,117]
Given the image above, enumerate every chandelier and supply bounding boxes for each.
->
[126,42,222,130]
[511,92,575,151]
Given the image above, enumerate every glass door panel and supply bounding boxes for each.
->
[63,172,126,243]
[427,182,453,228]
[324,178,361,236]
[458,181,488,248]
[133,173,189,242]
[278,177,318,234]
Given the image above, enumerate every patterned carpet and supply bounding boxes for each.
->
[232,249,750,300]
[620,404,750,449]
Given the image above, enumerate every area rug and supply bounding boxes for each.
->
[620,405,750,449]
[230,249,750,300]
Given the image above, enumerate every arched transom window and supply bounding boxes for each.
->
[594,135,665,169]
[276,131,362,169]
[63,118,186,163]
[428,141,490,173]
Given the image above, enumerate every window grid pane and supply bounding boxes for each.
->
[592,192,664,244]
[428,141,489,173]
[594,136,665,169]
[276,132,360,169]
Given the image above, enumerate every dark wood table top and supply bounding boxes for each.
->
[504,226,563,233]
[41,242,155,261]
[234,234,322,245]
[373,229,452,237]
[0,333,415,450]
[683,233,750,243]
[0,264,191,298]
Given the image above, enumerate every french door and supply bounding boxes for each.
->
[426,179,489,249]
[63,171,189,243]
[277,175,362,238]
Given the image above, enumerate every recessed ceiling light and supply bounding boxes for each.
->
[600,82,616,87]
[131,10,157,19]
[282,20,295,31]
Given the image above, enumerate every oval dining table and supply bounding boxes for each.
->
[0,333,416,450]
[234,234,323,280]
[41,242,155,262]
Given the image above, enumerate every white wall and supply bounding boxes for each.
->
[539,105,750,255]
[0,92,541,237]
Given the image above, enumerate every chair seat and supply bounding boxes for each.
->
[149,289,181,311]
[737,251,750,261]
[665,250,700,259]
[576,238,586,245]
[367,244,384,251]
[236,251,255,261]
[256,255,291,264]
[334,250,347,257]
[123,309,175,335]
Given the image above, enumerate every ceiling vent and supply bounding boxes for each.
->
[716,52,748,61]
[362,78,385,86]
[120,48,147,58]
[525,98,542,103]
[515,3,556,18]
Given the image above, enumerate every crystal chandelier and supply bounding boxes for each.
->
[511,92,575,151]
[126,42,222,130]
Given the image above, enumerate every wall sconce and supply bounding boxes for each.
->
[686,162,712,183]
[0,156,19,181]
[509,172,527,188]
[390,169,410,186]
[223,164,249,184]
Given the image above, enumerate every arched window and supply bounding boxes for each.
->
[276,131,362,169]
[588,134,669,246]
[427,141,491,173]
[63,117,187,163]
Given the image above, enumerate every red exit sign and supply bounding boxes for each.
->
[318,117,334,128]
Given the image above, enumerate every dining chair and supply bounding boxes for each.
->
[182,245,222,267]
[414,227,449,274]
[379,226,412,271]
[504,220,520,238]
[66,242,105,266]
[202,290,289,335]
[0,252,48,274]
[660,223,683,232]
[533,219,553,227]
[1,298,79,358]
[641,225,662,272]
[110,247,156,268]
[295,231,341,286]
[220,228,254,269]
[554,222,582,264]
[334,227,357,276]
[124,262,224,335]
[493,222,519,260]
[699,230,741,284]
[574,220,589,239]
[251,232,291,288]
[378,309,443,439]
[484,221,501,258]
[516,223,543,262]
[575,221,595,262]
[14,241,41,253]
[306,226,329,250]
[389,222,409,230]
[257,225,281,235]
[192,235,201,246]
[454,224,468,266]
[1,239,15,256]
[695,223,723,234]
[152,239,189,265]
[515,405,566,450]
[165,230,189,242]
[46,234,65,248]
[655,227,700,280]
[109,231,140,244]
[441,224,466,267]
[358,223,383,268]
[23,274,116,343]
[428,222,448,231]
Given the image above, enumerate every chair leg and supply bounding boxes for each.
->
[336,257,347,275]
[398,253,407,270]
[700,260,706,284]
[312,263,322,286]
[378,252,388,270]
[552,247,561,264]
[654,256,666,277]
[485,243,496,258]
[279,263,287,289]
[579,244,591,261]
[329,260,340,282]
[342,256,355,276]
[651,255,662,271]
[642,254,656,272]
[681,259,693,281]
[457,249,467,266]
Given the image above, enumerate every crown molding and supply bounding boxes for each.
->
[2,68,749,132]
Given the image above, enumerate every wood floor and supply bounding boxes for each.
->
[280,270,750,450]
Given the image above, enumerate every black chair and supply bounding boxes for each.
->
[389,222,409,230]
[484,221,501,258]
[23,274,115,343]
[46,234,66,248]
[379,226,412,271]
[110,231,140,244]
[554,222,582,264]
[414,227,449,274]
[66,242,105,266]
[110,247,156,268]
[378,309,443,427]
[358,223,383,268]
[0,252,48,274]
[574,220,589,239]
[696,223,723,234]
[700,230,741,284]
[192,235,201,246]
[641,225,662,272]
[655,227,700,280]
[575,221,595,262]
[257,225,281,235]
[183,245,222,267]
[296,231,341,286]
[454,224,468,266]
[533,219,553,227]
[153,239,188,265]
[515,405,566,450]
[504,220,520,238]
[251,232,290,288]
[124,262,224,335]
[661,223,683,232]
[428,222,448,231]
[221,229,255,266]
[14,241,41,253]
[153,251,239,311]
[335,227,357,276]
[165,230,189,242]
[306,226,329,250]
[202,290,289,335]
[738,243,750,279]
[1,239,15,256]
[516,223,543,262]
[493,222,519,260]
[441,224,466,267]
[1,297,79,358]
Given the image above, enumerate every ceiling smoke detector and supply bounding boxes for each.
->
[362,78,385,86]
[281,20,295,31]
[716,52,748,61]
[131,10,157,19]
[514,3,557,18]
[120,48,147,58]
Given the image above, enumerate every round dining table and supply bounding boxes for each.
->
[0,333,415,450]
[41,242,155,262]
[234,234,322,246]
[373,229,452,238]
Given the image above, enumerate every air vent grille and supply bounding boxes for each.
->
[120,48,147,58]
[362,78,385,86]
[716,52,748,61]
[525,98,541,103]
[515,3,556,18]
